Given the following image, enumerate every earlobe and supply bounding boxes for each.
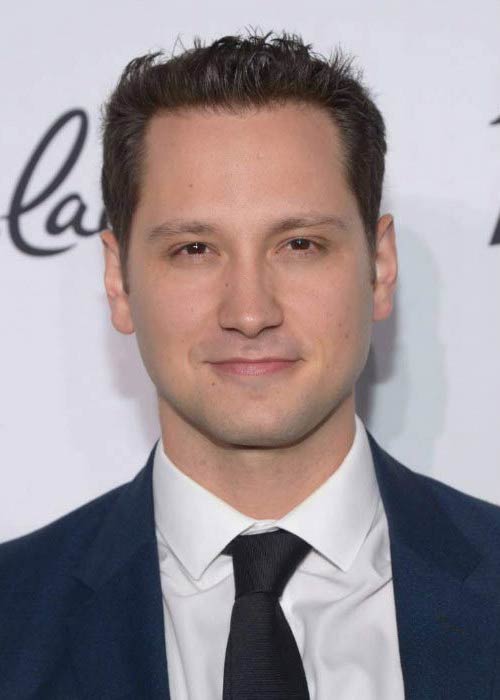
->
[101,229,135,335]
[372,214,398,322]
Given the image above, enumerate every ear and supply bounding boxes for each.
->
[101,229,135,335]
[372,213,398,321]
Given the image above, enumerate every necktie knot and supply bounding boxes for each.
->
[223,528,311,599]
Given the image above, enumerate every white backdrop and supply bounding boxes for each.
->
[1,0,499,542]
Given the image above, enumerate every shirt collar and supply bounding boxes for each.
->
[153,415,380,581]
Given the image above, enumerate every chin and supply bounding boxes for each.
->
[210,410,317,448]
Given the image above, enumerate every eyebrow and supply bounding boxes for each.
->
[145,214,349,242]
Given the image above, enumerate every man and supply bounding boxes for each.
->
[1,29,500,700]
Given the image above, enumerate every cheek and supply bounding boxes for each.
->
[313,274,372,358]
[129,277,207,361]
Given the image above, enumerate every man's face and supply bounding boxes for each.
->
[103,103,396,449]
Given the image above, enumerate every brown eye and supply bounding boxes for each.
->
[288,238,314,251]
[285,238,321,254]
[173,242,209,256]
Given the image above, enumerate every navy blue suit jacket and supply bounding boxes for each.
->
[2,433,500,699]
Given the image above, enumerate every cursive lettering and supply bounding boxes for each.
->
[5,109,106,256]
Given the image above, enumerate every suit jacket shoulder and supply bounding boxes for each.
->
[0,480,127,590]
[0,479,132,698]
[373,438,500,557]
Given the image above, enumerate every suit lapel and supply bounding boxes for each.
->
[368,433,500,699]
[66,445,171,699]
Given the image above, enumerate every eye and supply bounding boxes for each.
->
[172,242,210,256]
[286,238,320,254]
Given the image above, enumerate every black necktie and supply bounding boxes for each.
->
[222,528,312,699]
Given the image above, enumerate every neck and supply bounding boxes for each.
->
[158,394,356,519]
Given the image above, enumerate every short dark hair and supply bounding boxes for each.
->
[100,29,387,286]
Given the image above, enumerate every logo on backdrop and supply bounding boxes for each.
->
[4,109,106,256]
[3,109,500,254]
[491,114,500,246]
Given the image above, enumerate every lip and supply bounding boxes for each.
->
[210,359,298,376]
[212,357,296,363]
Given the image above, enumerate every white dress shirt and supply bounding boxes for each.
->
[152,415,405,699]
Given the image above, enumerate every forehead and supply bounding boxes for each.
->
[137,102,356,223]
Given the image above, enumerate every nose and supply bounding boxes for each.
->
[217,257,284,337]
